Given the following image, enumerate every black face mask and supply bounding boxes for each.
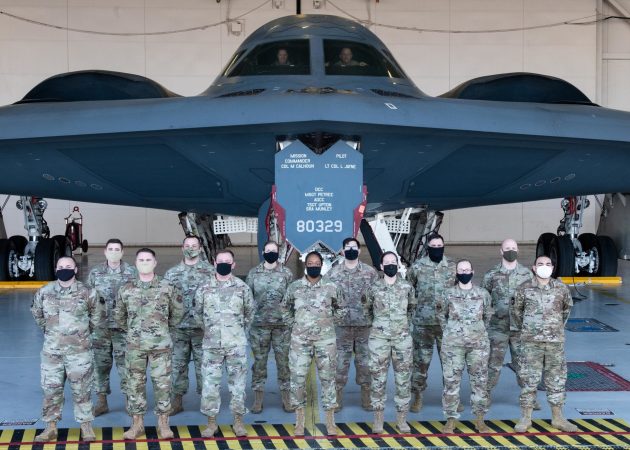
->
[502,250,518,263]
[306,266,322,278]
[456,273,473,284]
[56,268,76,282]
[383,264,398,277]
[216,263,232,276]
[427,246,444,263]
[263,251,279,264]
[344,249,359,261]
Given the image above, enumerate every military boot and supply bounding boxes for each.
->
[294,408,305,436]
[372,410,384,434]
[123,415,145,440]
[335,388,343,412]
[80,422,96,441]
[514,407,533,433]
[251,390,264,414]
[396,411,410,433]
[410,391,422,413]
[170,394,183,416]
[34,422,58,442]
[201,417,218,438]
[325,409,337,435]
[233,415,247,437]
[361,385,372,411]
[474,414,491,433]
[157,414,174,439]
[281,390,294,412]
[551,406,578,432]
[443,418,457,433]
[94,394,109,417]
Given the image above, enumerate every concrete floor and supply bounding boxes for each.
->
[0,244,628,431]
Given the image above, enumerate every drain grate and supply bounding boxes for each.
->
[565,318,618,332]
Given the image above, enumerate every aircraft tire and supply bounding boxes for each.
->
[596,235,618,277]
[53,235,72,257]
[549,235,575,278]
[9,235,28,254]
[35,238,60,281]
[536,232,556,258]
[0,239,16,281]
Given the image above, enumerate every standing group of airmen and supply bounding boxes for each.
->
[30,233,578,442]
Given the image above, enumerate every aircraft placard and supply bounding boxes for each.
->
[274,141,364,253]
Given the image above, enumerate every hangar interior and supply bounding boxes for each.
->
[1,0,629,245]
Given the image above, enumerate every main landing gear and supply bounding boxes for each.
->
[536,196,618,278]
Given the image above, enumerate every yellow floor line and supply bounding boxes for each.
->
[176,425,197,450]
[0,281,47,289]
[112,426,126,450]
[559,276,622,285]
[0,430,13,445]
[535,420,581,446]
[91,427,103,450]
[347,421,379,447]
[262,423,288,450]
[305,359,319,434]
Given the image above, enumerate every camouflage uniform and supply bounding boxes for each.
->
[31,281,103,423]
[114,276,183,415]
[436,285,492,419]
[245,262,293,392]
[164,260,214,397]
[481,263,534,391]
[283,277,343,410]
[512,278,573,408]
[363,277,416,411]
[407,255,456,394]
[325,261,378,390]
[87,261,137,395]
[195,275,254,417]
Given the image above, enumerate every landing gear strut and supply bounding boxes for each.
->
[178,212,231,264]
[536,196,618,277]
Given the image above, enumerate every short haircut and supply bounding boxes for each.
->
[263,240,279,251]
[136,247,156,257]
[535,255,552,264]
[380,251,398,264]
[427,233,444,244]
[57,255,78,267]
[456,259,473,270]
[342,237,361,249]
[305,251,323,264]
[216,249,235,260]
[182,235,201,246]
[105,238,124,249]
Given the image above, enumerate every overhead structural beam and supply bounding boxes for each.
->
[606,0,630,28]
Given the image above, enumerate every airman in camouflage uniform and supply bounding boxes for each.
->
[195,250,254,438]
[325,237,378,411]
[480,239,535,406]
[246,241,294,413]
[164,236,215,415]
[283,251,343,436]
[436,259,492,434]
[512,256,578,433]
[87,238,137,416]
[115,248,183,440]
[31,256,102,442]
[363,251,416,434]
[406,233,456,412]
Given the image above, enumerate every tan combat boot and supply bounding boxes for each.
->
[233,415,247,437]
[410,391,422,413]
[123,415,145,440]
[170,394,183,416]
[551,406,578,432]
[251,390,264,414]
[294,408,305,436]
[80,422,96,441]
[325,409,337,435]
[281,390,294,412]
[34,422,58,442]
[372,410,384,434]
[335,388,343,412]
[361,385,372,411]
[514,407,533,433]
[94,394,109,417]
[396,411,410,433]
[201,416,218,438]
[157,414,174,439]
[474,414,491,433]
[442,418,457,434]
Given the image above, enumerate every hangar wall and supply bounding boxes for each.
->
[0,0,627,245]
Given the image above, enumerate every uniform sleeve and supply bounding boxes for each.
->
[361,286,374,325]
[242,285,255,331]
[435,293,448,330]
[561,285,573,325]
[168,286,185,328]
[114,287,128,330]
[480,270,492,292]
[406,264,418,287]
[282,284,295,325]
[194,288,205,329]
[30,289,45,331]
[88,288,106,333]
[245,269,255,292]
[482,288,493,327]
[332,285,345,321]
[511,286,525,331]
[407,284,417,320]
[86,269,96,289]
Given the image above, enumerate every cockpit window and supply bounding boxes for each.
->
[324,40,406,78]
[224,40,310,77]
